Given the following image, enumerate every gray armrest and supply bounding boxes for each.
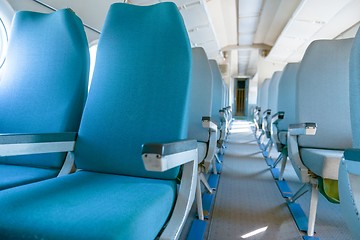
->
[202,116,217,132]
[288,123,317,136]
[254,106,261,115]
[261,109,272,135]
[262,109,271,118]
[270,112,285,148]
[271,111,285,125]
[142,139,198,172]
[219,109,226,122]
[0,132,77,157]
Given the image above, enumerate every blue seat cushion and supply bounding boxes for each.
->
[0,164,58,190]
[0,171,177,240]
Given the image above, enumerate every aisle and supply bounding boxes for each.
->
[180,120,352,240]
[206,120,352,240]
[206,120,301,240]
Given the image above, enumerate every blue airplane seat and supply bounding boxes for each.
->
[253,78,269,133]
[256,78,271,147]
[209,60,223,128]
[0,9,89,190]
[209,60,227,151]
[259,78,270,117]
[267,71,283,117]
[275,63,299,146]
[189,47,218,220]
[270,63,300,179]
[188,48,214,161]
[287,38,353,237]
[339,26,360,239]
[0,3,197,240]
[260,71,282,155]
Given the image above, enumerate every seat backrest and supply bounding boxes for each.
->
[0,9,89,169]
[296,39,353,149]
[340,27,360,239]
[188,47,213,142]
[221,80,226,109]
[276,63,300,131]
[209,60,223,125]
[267,71,282,115]
[74,2,191,180]
[224,83,229,108]
[350,28,360,149]
[259,78,270,112]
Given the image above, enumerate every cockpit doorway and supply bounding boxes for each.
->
[234,78,248,117]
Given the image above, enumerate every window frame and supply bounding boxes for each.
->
[0,17,8,68]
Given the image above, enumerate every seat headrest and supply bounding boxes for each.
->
[350,27,360,148]
[297,39,353,149]
[75,3,192,180]
[0,9,89,169]
[276,62,300,131]
[188,47,213,142]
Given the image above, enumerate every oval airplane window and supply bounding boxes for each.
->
[0,18,8,68]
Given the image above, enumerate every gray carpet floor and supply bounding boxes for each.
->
[180,120,353,240]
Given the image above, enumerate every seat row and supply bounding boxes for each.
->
[0,3,228,239]
[253,27,360,239]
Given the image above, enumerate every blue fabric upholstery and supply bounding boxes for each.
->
[188,47,213,142]
[0,9,89,189]
[339,153,360,238]
[350,27,360,148]
[0,3,192,239]
[0,171,177,240]
[0,165,58,189]
[259,78,270,112]
[267,71,282,115]
[276,63,300,132]
[296,39,353,150]
[287,37,354,237]
[339,26,360,239]
[75,3,191,180]
[209,60,223,126]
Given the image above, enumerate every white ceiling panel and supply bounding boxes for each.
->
[254,0,280,44]
[269,36,306,61]
[285,20,324,39]
[313,0,360,40]
[263,0,301,45]
[188,27,216,44]
[238,16,259,34]
[238,0,263,17]
[238,34,254,45]
[267,0,358,62]
[295,0,352,22]
[180,4,208,29]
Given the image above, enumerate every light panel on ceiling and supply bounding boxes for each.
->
[238,16,259,34]
[295,0,352,22]
[238,0,263,16]
[188,26,215,44]
[267,0,357,62]
[180,2,208,29]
